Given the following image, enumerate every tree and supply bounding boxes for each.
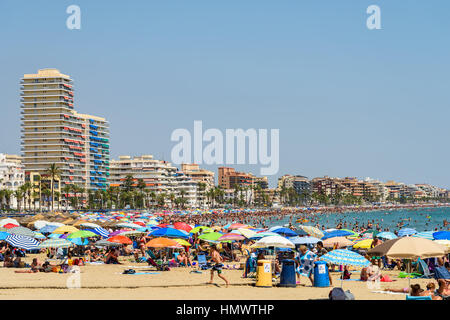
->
[122,175,134,192]
[45,163,61,212]
[62,184,72,212]
[14,189,23,211]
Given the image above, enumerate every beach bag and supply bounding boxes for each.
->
[329,288,355,300]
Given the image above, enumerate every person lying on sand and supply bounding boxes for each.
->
[14,258,41,273]
[384,283,440,299]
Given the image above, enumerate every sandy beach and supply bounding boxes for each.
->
[0,253,434,300]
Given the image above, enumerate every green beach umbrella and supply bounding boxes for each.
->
[341,229,360,238]
[198,232,223,241]
[67,230,97,239]
[190,226,214,234]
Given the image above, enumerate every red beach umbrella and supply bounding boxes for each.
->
[173,222,192,232]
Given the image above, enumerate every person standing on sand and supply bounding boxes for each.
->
[207,245,229,288]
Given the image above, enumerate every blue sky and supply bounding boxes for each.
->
[1,1,449,188]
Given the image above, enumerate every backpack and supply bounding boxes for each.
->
[329,287,355,300]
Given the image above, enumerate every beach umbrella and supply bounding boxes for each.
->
[69,238,89,245]
[271,227,297,237]
[3,223,19,229]
[8,226,35,237]
[268,226,284,232]
[174,238,191,247]
[0,231,10,240]
[146,237,181,248]
[89,227,110,238]
[173,222,192,232]
[39,238,73,248]
[121,230,147,237]
[320,249,370,268]
[340,229,360,238]
[108,230,127,237]
[39,225,59,234]
[190,226,214,234]
[250,235,295,249]
[294,229,308,236]
[80,222,101,228]
[367,237,446,259]
[321,230,354,240]
[33,220,50,230]
[434,240,450,252]
[299,225,324,239]
[249,231,279,239]
[115,222,142,229]
[236,228,258,239]
[107,235,132,245]
[198,232,223,242]
[229,223,249,230]
[95,239,121,247]
[361,229,379,237]
[398,228,417,237]
[413,231,434,240]
[376,232,398,240]
[149,227,189,239]
[323,237,354,248]
[33,232,46,239]
[67,230,97,239]
[218,233,245,241]
[353,238,374,249]
[0,218,20,227]
[5,234,39,250]
[289,236,320,245]
[433,231,450,240]
[53,226,79,234]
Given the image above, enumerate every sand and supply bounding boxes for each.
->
[0,253,436,300]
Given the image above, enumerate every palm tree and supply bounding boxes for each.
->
[62,184,72,212]
[45,163,61,212]
[42,188,51,211]
[14,189,23,211]
[54,191,61,211]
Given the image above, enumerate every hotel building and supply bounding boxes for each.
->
[20,69,109,192]
[0,154,24,209]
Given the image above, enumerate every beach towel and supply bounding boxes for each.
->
[372,290,406,295]
[296,250,316,277]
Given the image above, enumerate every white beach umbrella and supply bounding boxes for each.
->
[250,235,295,249]
[33,220,51,230]
[0,218,20,227]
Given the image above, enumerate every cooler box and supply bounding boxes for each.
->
[314,261,330,287]
[256,259,272,287]
[279,259,296,287]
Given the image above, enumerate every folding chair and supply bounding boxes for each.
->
[197,253,210,270]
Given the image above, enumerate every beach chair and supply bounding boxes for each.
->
[382,256,395,270]
[197,253,210,270]
[406,295,432,300]
[434,266,450,280]
[417,258,433,278]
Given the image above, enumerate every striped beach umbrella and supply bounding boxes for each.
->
[413,231,434,240]
[5,234,39,250]
[289,236,320,245]
[398,228,417,237]
[320,249,370,268]
[376,232,397,240]
[8,226,35,237]
[38,238,73,248]
[299,225,324,239]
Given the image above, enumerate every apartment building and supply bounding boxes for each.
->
[20,69,109,193]
[0,154,24,208]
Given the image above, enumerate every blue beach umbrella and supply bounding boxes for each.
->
[39,225,59,234]
[268,226,284,232]
[0,231,10,240]
[320,249,370,268]
[69,238,89,245]
[413,231,434,240]
[433,231,450,240]
[321,230,354,240]
[272,227,297,237]
[249,231,279,240]
[149,227,189,239]
[376,232,398,240]
[398,228,417,237]
[85,227,109,238]
[289,236,320,245]
[5,234,40,250]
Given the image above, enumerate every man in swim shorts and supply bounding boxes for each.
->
[207,245,229,287]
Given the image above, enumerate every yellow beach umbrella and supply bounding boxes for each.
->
[353,238,374,249]
[237,228,258,239]
[174,238,191,246]
[434,240,450,253]
[53,225,79,234]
